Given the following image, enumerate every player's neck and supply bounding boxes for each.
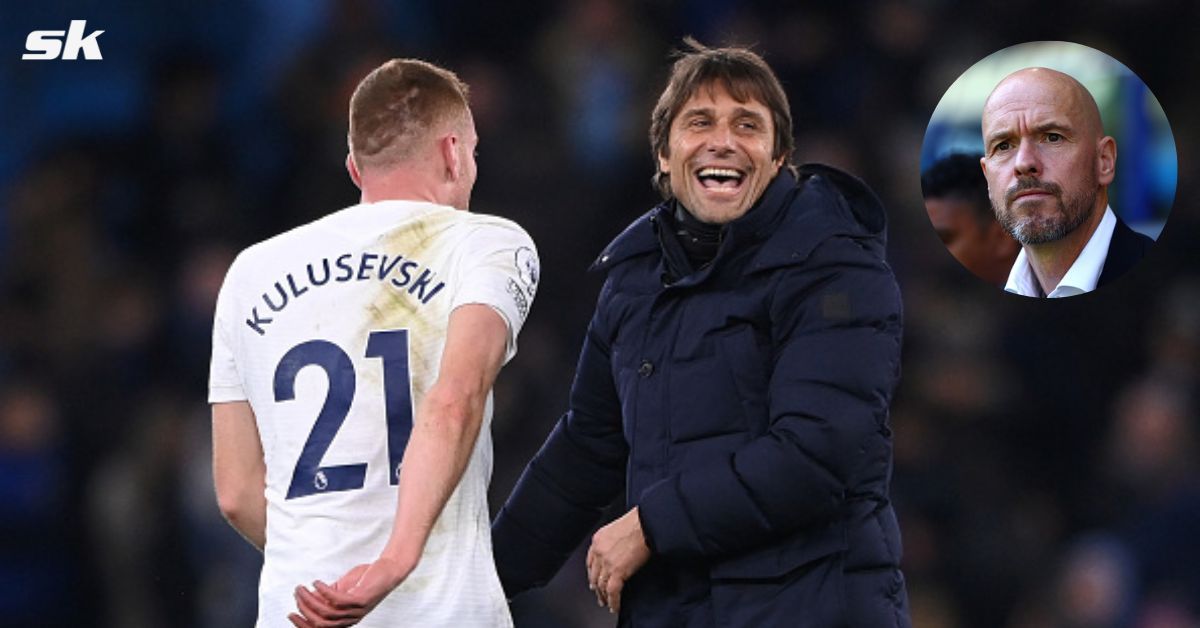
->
[360,175,444,206]
[361,190,439,205]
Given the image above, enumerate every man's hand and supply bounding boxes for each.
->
[586,506,651,614]
[288,557,411,628]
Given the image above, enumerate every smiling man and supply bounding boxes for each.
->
[980,67,1154,298]
[493,39,910,627]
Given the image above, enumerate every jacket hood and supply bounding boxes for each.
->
[591,163,888,273]
[751,163,888,272]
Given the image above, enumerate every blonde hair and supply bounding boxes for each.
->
[348,58,470,170]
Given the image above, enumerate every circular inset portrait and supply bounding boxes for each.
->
[920,41,1176,298]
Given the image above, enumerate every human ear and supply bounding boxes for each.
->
[346,153,362,189]
[441,134,461,180]
[1097,136,1116,186]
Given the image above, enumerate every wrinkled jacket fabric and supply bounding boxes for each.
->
[493,165,910,627]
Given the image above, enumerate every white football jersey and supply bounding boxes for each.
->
[209,200,538,628]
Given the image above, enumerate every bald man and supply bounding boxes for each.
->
[980,67,1153,298]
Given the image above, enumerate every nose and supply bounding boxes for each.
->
[705,121,735,154]
[1013,139,1041,176]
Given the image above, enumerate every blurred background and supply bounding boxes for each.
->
[0,1,1197,627]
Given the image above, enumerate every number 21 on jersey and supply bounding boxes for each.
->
[273,329,413,500]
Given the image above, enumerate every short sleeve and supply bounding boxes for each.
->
[451,220,539,363]
[208,258,247,403]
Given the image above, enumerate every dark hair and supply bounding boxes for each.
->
[649,37,795,199]
[921,153,991,220]
[348,58,470,170]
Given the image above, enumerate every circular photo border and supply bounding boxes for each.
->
[920,41,1177,296]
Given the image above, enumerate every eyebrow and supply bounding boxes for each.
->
[985,120,1073,147]
[1032,120,1072,135]
[733,107,767,124]
[983,126,1012,149]
[680,106,714,120]
[678,106,768,122]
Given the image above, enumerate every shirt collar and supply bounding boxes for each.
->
[1004,206,1116,298]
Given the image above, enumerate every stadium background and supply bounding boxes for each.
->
[0,1,1196,626]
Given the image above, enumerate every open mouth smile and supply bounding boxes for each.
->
[695,167,745,194]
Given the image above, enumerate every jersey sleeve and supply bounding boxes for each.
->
[208,256,248,403]
[451,220,539,364]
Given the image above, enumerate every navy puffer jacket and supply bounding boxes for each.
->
[494,165,910,628]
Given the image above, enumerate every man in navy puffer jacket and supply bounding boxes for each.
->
[493,38,911,628]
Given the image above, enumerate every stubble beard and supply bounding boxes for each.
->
[994,176,1097,245]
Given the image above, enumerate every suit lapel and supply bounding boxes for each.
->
[1097,216,1154,288]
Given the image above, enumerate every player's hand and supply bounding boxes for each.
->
[288,557,411,627]
[586,506,651,614]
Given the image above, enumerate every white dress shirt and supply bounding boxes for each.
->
[1004,206,1116,298]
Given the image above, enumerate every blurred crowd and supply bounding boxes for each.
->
[0,1,1197,627]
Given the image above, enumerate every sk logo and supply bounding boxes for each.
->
[23,20,104,60]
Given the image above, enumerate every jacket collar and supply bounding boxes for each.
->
[723,168,799,246]
[591,163,887,274]
[749,163,887,272]
[591,170,799,272]
[590,210,659,271]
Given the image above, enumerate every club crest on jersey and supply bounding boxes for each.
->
[515,247,538,297]
[245,251,446,336]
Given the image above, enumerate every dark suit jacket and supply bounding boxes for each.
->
[1098,216,1155,288]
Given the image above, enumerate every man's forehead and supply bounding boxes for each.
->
[983,99,1071,131]
[982,69,1094,130]
[680,80,770,111]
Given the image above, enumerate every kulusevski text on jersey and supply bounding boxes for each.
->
[245,251,446,336]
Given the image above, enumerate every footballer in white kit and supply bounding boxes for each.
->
[209,198,536,627]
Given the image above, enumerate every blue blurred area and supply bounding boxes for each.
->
[0,1,1197,627]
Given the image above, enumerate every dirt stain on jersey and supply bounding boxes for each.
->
[361,210,461,424]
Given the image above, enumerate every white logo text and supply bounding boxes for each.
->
[23,20,104,60]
